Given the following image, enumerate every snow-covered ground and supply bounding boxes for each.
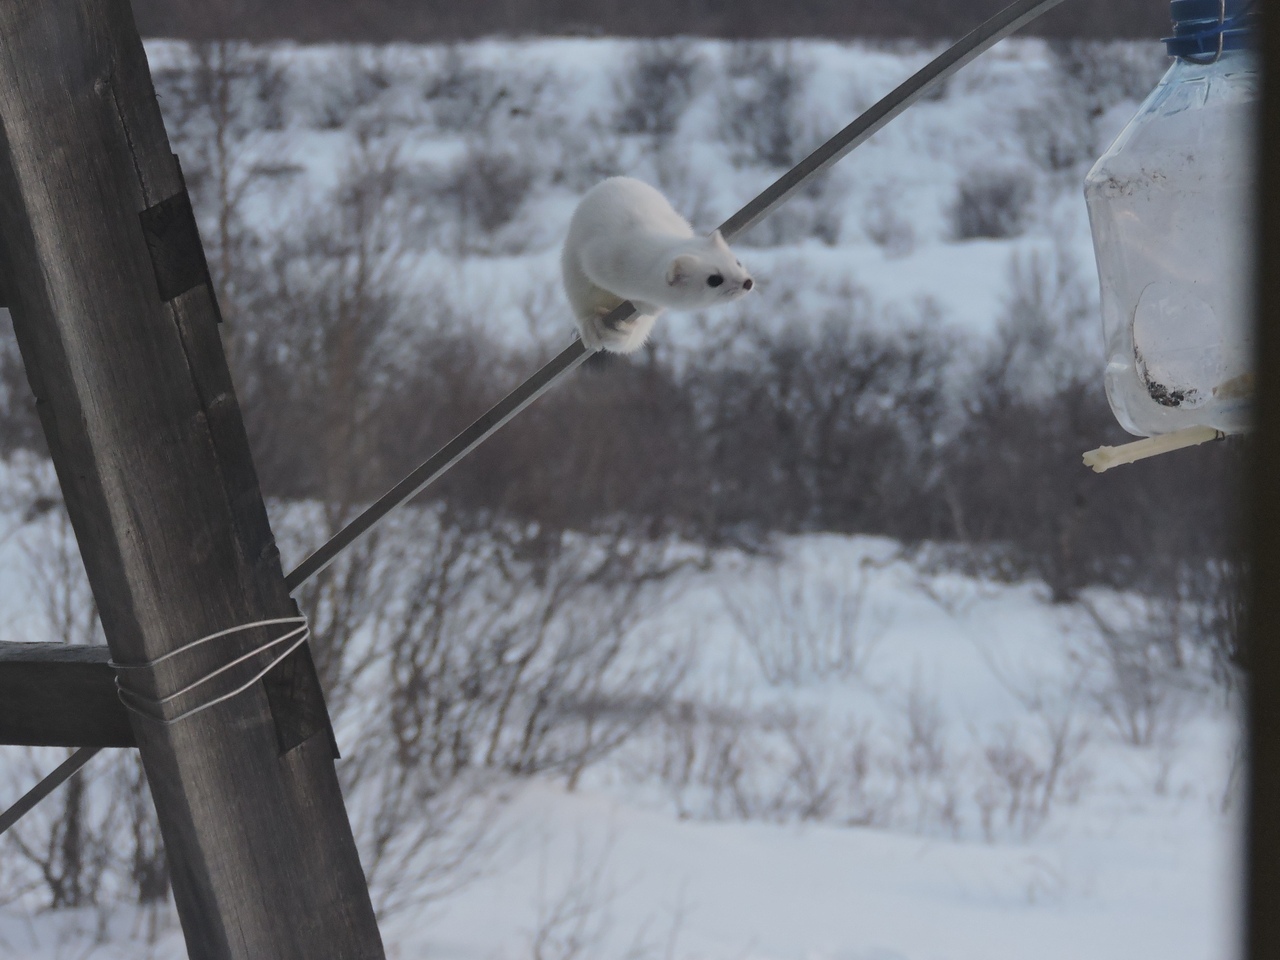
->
[400,539,1241,960]
[0,34,1242,960]
[0,532,1242,960]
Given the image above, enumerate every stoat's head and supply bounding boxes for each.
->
[664,231,754,310]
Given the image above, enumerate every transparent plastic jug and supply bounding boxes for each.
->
[1083,2,1257,437]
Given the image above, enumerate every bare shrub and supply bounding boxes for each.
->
[372,511,690,781]
[276,503,693,914]
[425,46,505,133]
[630,687,891,828]
[938,240,1117,604]
[2,749,119,910]
[546,114,624,193]
[233,132,415,505]
[886,676,961,838]
[1078,595,1198,748]
[686,294,954,539]
[743,174,844,247]
[1048,40,1170,113]
[342,755,503,918]
[974,710,1090,842]
[523,834,685,960]
[720,557,881,685]
[863,186,917,257]
[1192,559,1248,691]
[1021,42,1166,174]
[155,42,291,360]
[1,511,170,913]
[623,660,1095,841]
[440,142,536,253]
[633,694,753,822]
[302,50,401,132]
[1017,93,1096,174]
[529,837,619,960]
[950,168,1033,239]
[615,41,702,143]
[774,709,847,822]
[154,42,284,146]
[636,668,1084,841]
[719,42,809,168]
[970,649,1093,841]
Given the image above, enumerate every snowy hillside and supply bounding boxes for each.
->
[139,36,1168,348]
[0,35,1242,960]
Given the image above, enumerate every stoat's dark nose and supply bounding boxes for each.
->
[742,278,754,291]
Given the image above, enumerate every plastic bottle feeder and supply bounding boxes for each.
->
[1082,0,1257,472]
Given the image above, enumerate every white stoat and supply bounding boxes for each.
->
[561,177,754,353]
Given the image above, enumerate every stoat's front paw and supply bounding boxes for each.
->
[575,317,606,351]
[576,305,659,355]
[601,313,657,354]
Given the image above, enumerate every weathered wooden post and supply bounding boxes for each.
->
[1248,5,1280,959]
[0,1,385,957]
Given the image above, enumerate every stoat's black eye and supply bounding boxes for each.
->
[707,274,724,288]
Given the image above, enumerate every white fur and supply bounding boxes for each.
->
[561,177,754,353]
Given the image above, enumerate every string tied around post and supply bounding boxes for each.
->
[108,617,310,726]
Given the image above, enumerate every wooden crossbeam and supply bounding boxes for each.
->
[0,643,132,747]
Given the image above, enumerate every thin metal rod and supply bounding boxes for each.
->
[284,338,593,589]
[0,747,100,836]
[285,0,1069,592]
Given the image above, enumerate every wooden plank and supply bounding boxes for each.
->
[0,643,133,747]
[1248,5,1279,959]
[0,2,384,958]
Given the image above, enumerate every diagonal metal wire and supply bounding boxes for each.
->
[0,747,103,836]
[2,0,1070,838]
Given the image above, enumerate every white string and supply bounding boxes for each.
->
[108,617,311,725]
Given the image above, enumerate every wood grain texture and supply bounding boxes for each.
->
[0,1,383,957]
[0,643,133,747]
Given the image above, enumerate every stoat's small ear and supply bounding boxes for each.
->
[667,254,697,286]
[710,229,730,251]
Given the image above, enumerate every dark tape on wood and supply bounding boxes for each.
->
[139,189,216,314]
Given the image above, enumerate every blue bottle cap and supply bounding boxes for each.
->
[1165,0,1257,59]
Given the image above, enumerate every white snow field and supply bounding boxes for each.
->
[0,534,1243,960]
[0,34,1242,960]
